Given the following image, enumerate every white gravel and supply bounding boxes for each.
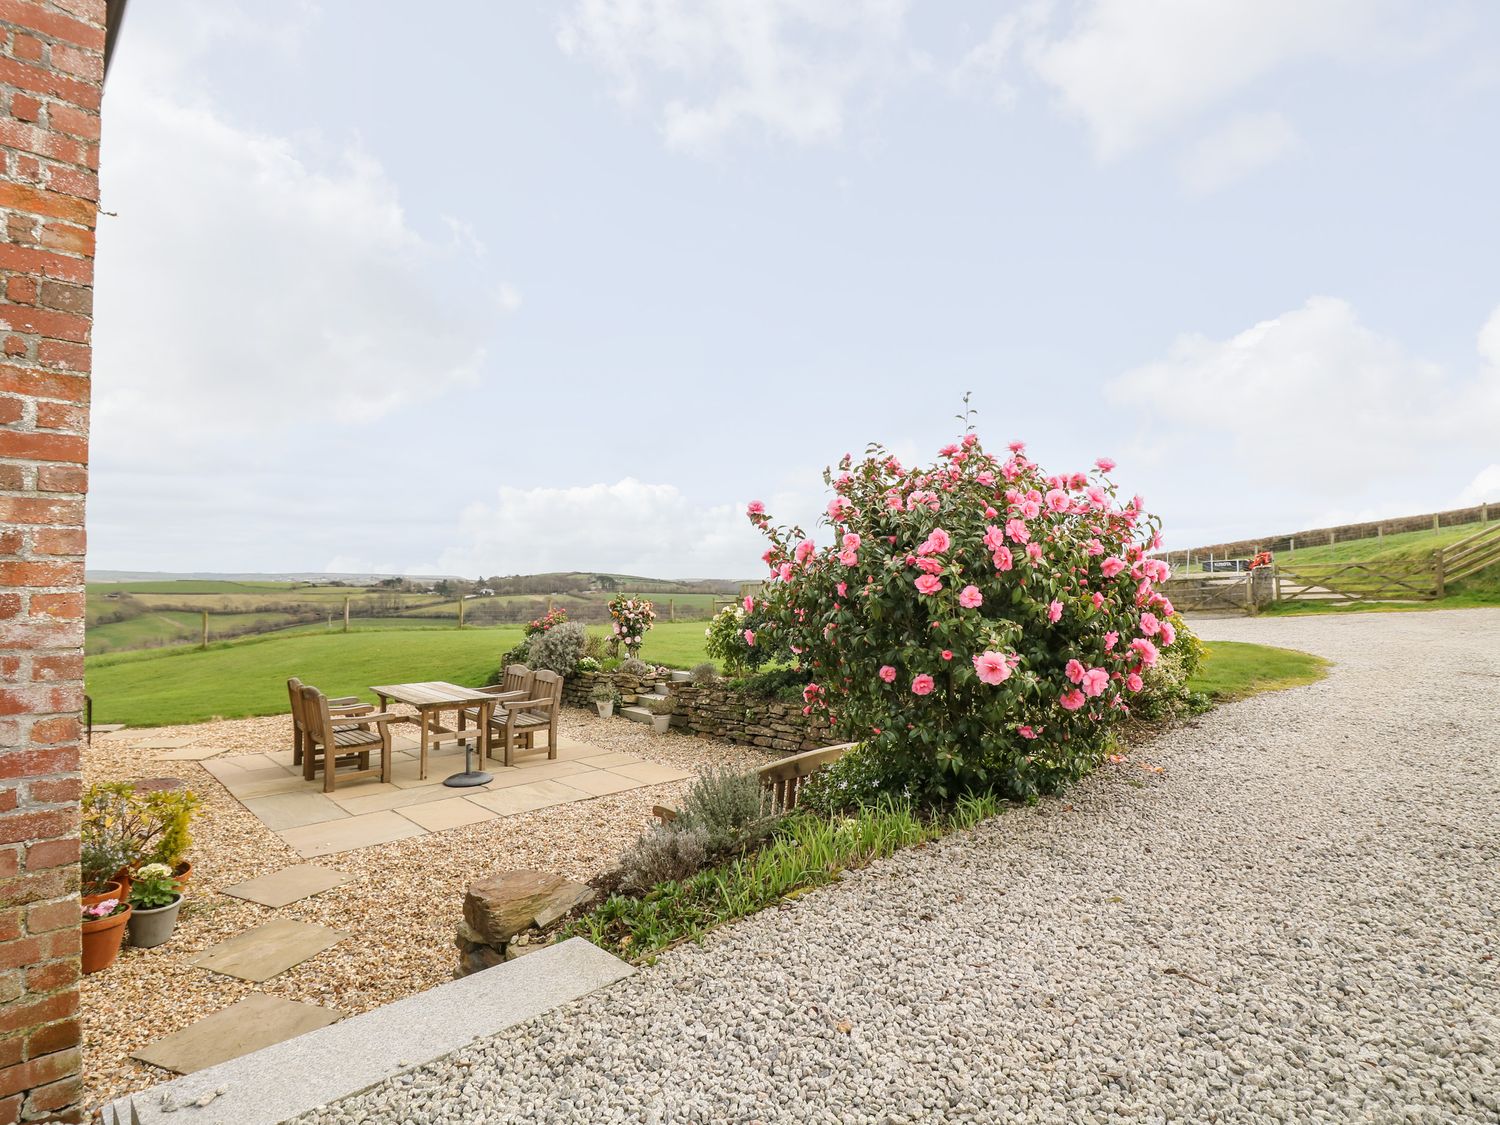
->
[298,609,1500,1124]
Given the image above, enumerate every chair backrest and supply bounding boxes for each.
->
[298,685,333,747]
[501,664,532,696]
[531,670,563,712]
[287,677,307,730]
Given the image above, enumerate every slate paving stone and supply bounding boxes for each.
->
[220,864,353,909]
[240,791,349,832]
[193,918,346,982]
[131,993,343,1074]
[277,809,425,859]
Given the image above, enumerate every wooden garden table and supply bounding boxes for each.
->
[368,681,503,780]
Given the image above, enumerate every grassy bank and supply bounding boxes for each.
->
[1186,640,1329,699]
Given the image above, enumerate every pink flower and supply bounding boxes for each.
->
[776,563,793,582]
[747,500,765,517]
[1005,518,1030,544]
[1026,542,1044,564]
[1018,725,1037,739]
[941,649,953,661]
[915,557,943,575]
[1020,499,1041,520]
[1143,558,1171,583]
[839,549,859,567]
[827,497,851,520]
[879,665,897,684]
[1139,612,1161,636]
[842,532,862,550]
[1081,667,1110,698]
[939,443,959,457]
[1095,457,1115,472]
[1159,621,1177,647]
[1065,659,1086,684]
[973,651,1011,685]
[1008,440,1026,453]
[1126,672,1144,692]
[917,527,952,556]
[742,595,755,613]
[743,629,756,646]
[1130,638,1160,667]
[915,574,942,595]
[836,581,847,597]
[1091,592,1104,609]
[1044,488,1070,513]
[983,525,1006,552]
[1104,630,1119,651]
[1047,599,1063,623]
[1086,486,1107,507]
[1101,556,1126,579]
[803,683,821,702]
[1059,689,1086,711]
[958,585,983,609]
[911,674,935,696]
[992,546,1013,572]
[794,539,816,565]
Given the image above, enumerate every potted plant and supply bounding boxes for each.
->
[80,839,126,907]
[83,781,201,893]
[145,789,201,890]
[126,862,184,948]
[81,896,131,974]
[589,682,619,719]
[645,695,675,734]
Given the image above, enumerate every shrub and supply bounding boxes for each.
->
[617,657,652,679]
[583,632,608,661]
[689,661,719,684]
[589,681,619,703]
[644,696,676,716]
[704,601,774,674]
[81,839,127,895]
[576,655,602,674]
[732,666,811,704]
[618,825,710,894]
[797,747,892,816]
[1133,613,1206,720]
[525,606,568,637]
[676,767,772,853]
[527,621,588,677]
[83,782,201,873]
[747,434,1181,801]
[498,639,531,673]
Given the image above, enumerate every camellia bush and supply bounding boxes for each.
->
[703,597,776,674]
[747,434,1181,801]
[607,595,656,658]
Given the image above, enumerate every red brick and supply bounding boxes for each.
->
[0,558,82,586]
[32,282,86,316]
[0,0,105,50]
[0,1091,18,1125]
[0,1038,17,1072]
[0,807,74,846]
[0,305,89,343]
[29,658,80,685]
[32,466,84,494]
[32,401,82,432]
[0,432,85,465]
[23,779,76,805]
[22,1070,81,1114]
[0,245,91,287]
[0,793,13,816]
[8,34,43,63]
[0,656,17,679]
[23,1019,77,1060]
[36,223,91,258]
[39,102,94,143]
[0,397,20,424]
[0,57,99,113]
[47,45,100,82]
[0,597,19,622]
[0,852,15,882]
[21,837,76,871]
[2,278,35,305]
[0,993,77,1039]
[33,337,87,372]
[0,183,93,229]
[22,960,73,995]
[0,338,24,358]
[0,915,16,946]
[22,899,74,935]
[27,529,82,558]
[0,116,93,169]
[27,593,82,620]
[7,93,38,123]
[0,496,82,524]
[9,154,41,185]
[0,465,21,489]
[0,1045,78,1097]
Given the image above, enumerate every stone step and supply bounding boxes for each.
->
[620,705,656,725]
[668,670,692,683]
[650,684,671,695]
[102,938,632,1125]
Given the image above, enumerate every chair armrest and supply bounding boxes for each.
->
[329,703,374,715]
[503,697,555,713]
[353,711,404,724]
[328,695,364,706]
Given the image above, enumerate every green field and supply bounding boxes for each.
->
[1186,641,1329,699]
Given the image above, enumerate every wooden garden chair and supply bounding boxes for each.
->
[458,665,533,727]
[487,669,562,767]
[298,685,398,793]
[287,677,372,767]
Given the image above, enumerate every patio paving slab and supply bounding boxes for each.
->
[398,798,498,832]
[131,993,343,1075]
[610,760,694,784]
[241,791,348,832]
[467,779,591,817]
[151,745,223,761]
[221,864,353,909]
[577,751,645,767]
[192,918,346,983]
[328,781,464,816]
[226,771,317,800]
[277,809,426,859]
[565,770,652,797]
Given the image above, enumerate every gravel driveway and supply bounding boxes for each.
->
[302,609,1500,1124]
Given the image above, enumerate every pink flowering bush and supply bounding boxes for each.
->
[607,595,656,658]
[747,434,1188,801]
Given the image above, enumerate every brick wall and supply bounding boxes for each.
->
[0,2,104,1121]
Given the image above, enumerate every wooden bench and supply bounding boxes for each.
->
[654,742,858,821]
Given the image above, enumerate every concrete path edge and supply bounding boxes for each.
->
[102,937,634,1125]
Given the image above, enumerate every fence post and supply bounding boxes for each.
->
[458,599,465,629]
[1433,513,1440,530]
[1483,503,1490,525]
[669,599,676,622]
[343,597,350,634]
[201,610,208,650]
[1434,550,1445,599]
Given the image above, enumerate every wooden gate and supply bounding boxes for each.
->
[1275,560,1439,603]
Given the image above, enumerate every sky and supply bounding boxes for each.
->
[88,0,1500,578]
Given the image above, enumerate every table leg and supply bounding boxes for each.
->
[419,707,430,780]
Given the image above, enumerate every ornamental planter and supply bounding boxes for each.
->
[82,904,132,975]
[649,714,672,734]
[127,894,183,949]
[172,860,193,891]
[81,881,123,910]
[594,702,615,719]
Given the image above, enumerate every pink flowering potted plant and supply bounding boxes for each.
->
[81,896,132,974]
[607,595,657,659]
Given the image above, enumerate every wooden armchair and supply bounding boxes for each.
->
[487,669,562,767]
[287,677,372,767]
[459,665,533,727]
[298,685,399,792]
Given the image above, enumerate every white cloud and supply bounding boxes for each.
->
[1107,296,1500,496]
[1026,0,1391,157]
[1457,465,1500,507]
[1179,111,1299,193]
[557,0,915,150]
[93,74,497,460]
[425,478,771,579]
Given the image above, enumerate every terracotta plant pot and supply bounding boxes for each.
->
[80,881,123,910]
[110,867,133,902]
[172,860,193,891]
[81,904,132,975]
[127,895,182,949]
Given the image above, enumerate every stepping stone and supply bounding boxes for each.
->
[242,791,348,832]
[221,864,353,909]
[619,705,655,725]
[564,770,648,797]
[277,809,425,859]
[192,918,345,982]
[91,723,127,734]
[128,735,196,750]
[152,745,223,761]
[131,993,342,1074]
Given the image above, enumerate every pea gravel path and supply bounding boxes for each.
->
[300,609,1499,1124]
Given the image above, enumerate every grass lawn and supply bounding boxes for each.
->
[1185,640,1329,700]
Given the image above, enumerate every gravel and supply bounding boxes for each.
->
[296,608,1500,1124]
[82,707,775,1112]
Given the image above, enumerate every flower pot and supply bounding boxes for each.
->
[172,860,193,891]
[81,881,123,910]
[594,702,615,719]
[81,904,132,975]
[127,895,183,949]
[650,714,671,734]
[110,867,134,902]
